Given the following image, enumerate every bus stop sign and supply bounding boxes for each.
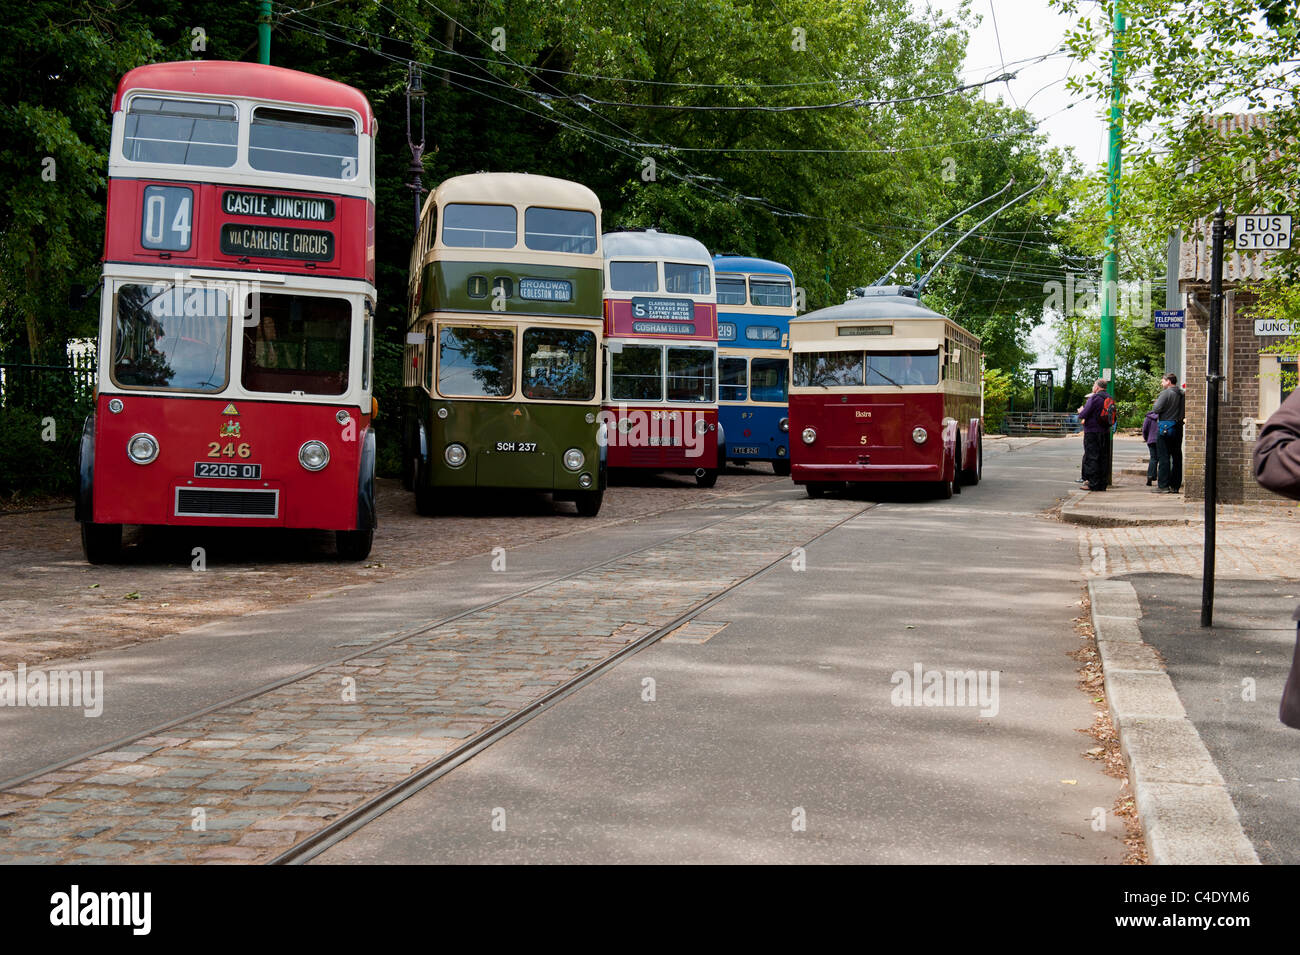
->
[1234,214,1292,251]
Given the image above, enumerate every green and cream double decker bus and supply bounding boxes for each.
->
[402,173,605,516]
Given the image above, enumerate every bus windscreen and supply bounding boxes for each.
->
[112,284,229,392]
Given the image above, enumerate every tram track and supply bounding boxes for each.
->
[274,499,875,865]
[0,480,789,793]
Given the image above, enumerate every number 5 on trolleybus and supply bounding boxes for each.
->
[402,173,605,517]
[713,255,796,476]
[602,231,721,487]
[788,286,983,499]
[77,61,379,563]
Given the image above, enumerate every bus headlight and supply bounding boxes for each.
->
[801,427,817,445]
[563,448,585,471]
[579,472,593,489]
[779,417,789,433]
[912,427,928,445]
[445,443,468,468]
[127,433,159,465]
[695,419,708,435]
[299,440,330,471]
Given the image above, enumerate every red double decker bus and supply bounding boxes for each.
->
[789,287,983,498]
[76,61,378,562]
[601,230,721,487]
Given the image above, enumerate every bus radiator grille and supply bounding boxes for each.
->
[175,488,280,518]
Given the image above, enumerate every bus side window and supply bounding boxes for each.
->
[425,326,435,393]
[362,315,372,390]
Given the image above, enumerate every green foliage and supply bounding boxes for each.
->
[981,366,1016,432]
[0,409,82,496]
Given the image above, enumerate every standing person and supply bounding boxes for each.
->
[1152,372,1185,493]
[1077,379,1108,492]
[1142,410,1159,485]
[1252,387,1300,728]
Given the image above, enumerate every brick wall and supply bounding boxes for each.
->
[1182,287,1291,504]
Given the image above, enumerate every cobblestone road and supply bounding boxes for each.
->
[0,497,863,863]
[0,469,786,669]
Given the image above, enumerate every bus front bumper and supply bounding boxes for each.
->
[792,463,941,483]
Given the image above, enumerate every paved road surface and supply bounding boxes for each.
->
[317,438,1126,863]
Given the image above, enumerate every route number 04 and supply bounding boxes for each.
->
[141,185,194,251]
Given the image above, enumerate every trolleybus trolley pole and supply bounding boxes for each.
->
[1201,205,1226,628]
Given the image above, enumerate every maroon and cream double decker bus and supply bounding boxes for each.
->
[788,287,983,498]
[76,61,378,562]
[601,230,721,487]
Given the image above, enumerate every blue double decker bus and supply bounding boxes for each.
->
[713,256,796,475]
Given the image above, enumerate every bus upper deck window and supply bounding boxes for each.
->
[610,261,657,292]
[123,97,237,167]
[665,263,711,295]
[525,208,597,254]
[716,278,747,305]
[250,108,358,179]
[749,279,792,308]
[442,204,517,249]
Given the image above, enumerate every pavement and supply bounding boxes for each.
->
[1064,434,1300,865]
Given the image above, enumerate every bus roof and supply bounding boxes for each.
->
[432,172,600,211]
[114,61,375,128]
[603,230,711,263]
[793,292,951,325]
[712,255,793,278]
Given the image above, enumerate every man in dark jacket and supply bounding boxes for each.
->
[1152,373,1185,493]
[1253,387,1300,729]
[1077,379,1108,492]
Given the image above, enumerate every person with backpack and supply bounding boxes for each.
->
[1077,378,1110,492]
[1151,373,1184,493]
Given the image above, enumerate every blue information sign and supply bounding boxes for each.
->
[1153,309,1185,330]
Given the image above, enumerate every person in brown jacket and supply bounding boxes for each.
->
[1253,387,1300,729]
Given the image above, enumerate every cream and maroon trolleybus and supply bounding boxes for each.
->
[788,286,982,498]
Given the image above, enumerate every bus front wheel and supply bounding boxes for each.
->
[772,459,791,477]
[336,527,374,561]
[575,489,604,517]
[81,522,122,564]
